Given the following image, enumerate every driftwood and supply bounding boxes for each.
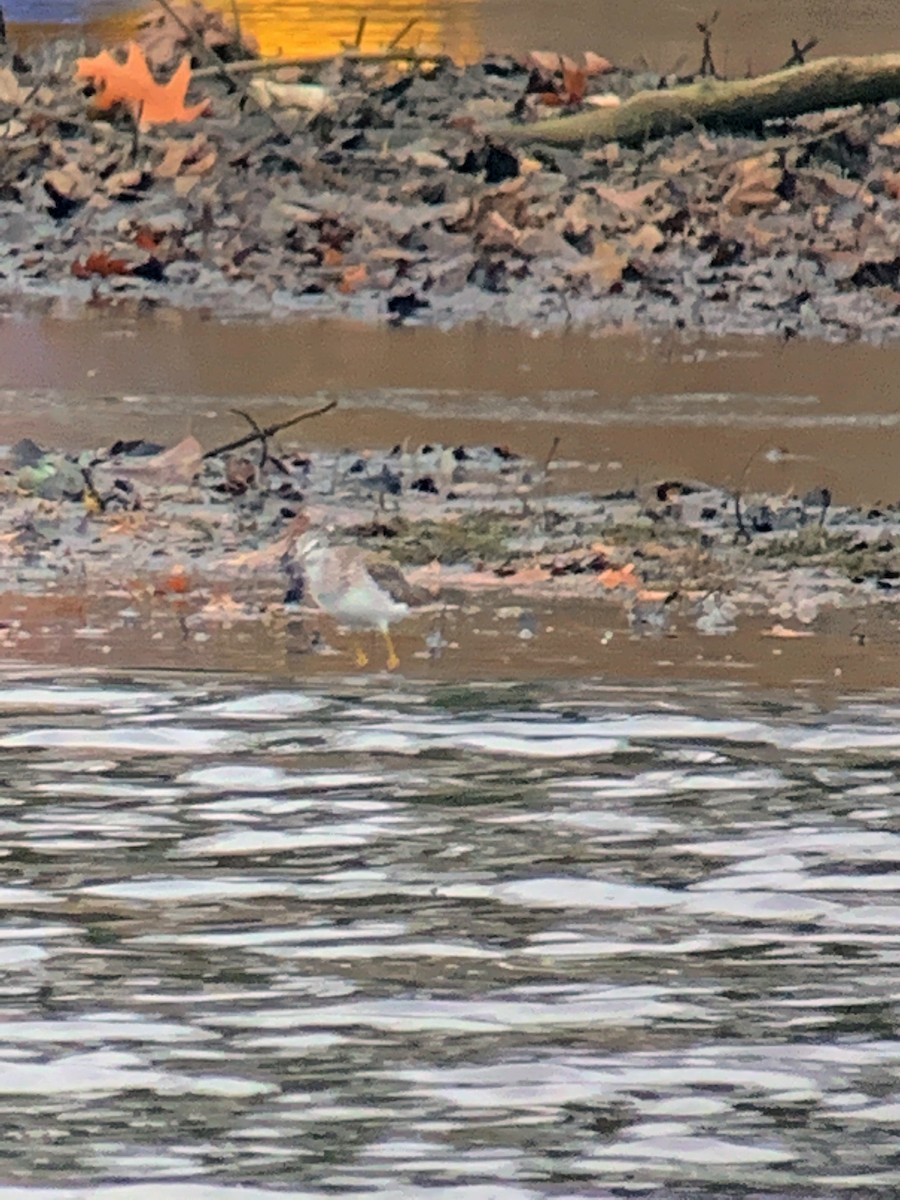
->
[191,49,446,80]
[494,53,900,147]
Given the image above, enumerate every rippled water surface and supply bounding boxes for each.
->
[1,671,899,1198]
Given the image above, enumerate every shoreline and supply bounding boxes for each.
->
[1,39,900,342]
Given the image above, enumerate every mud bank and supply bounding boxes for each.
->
[3,38,900,340]
[1,427,897,683]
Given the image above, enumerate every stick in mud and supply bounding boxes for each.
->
[229,0,243,48]
[191,48,439,79]
[697,10,719,79]
[202,398,338,460]
[783,37,819,69]
[229,407,272,469]
[387,18,419,51]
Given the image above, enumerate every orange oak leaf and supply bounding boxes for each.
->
[75,42,209,129]
[598,563,639,590]
[71,251,131,279]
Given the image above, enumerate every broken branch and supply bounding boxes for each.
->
[203,398,337,460]
[494,52,900,147]
[191,48,441,79]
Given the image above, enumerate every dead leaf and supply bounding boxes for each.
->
[583,51,615,76]
[105,168,145,199]
[625,223,666,254]
[476,210,521,251]
[338,263,368,294]
[44,163,92,202]
[877,126,900,148]
[157,564,191,595]
[525,50,563,74]
[721,154,784,217]
[598,562,639,590]
[139,435,204,483]
[761,624,815,639]
[75,43,209,130]
[591,179,665,213]
[561,61,586,105]
[882,170,900,200]
[570,241,626,290]
[584,94,622,108]
[71,251,132,279]
[0,66,28,106]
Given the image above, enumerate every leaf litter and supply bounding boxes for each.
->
[0,4,898,338]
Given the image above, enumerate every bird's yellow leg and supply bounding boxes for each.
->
[383,630,400,671]
[353,641,369,668]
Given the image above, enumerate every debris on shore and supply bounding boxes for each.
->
[0,424,897,666]
[1,6,900,340]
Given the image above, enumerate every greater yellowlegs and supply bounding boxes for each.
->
[290,529,411,670]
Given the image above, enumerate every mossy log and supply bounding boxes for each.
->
[495,53,900,147]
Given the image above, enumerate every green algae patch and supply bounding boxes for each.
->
[378,513,516,567]
[754,529,899,579]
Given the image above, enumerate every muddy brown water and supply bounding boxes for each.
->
[1,314,897,506]
[8,0,900,69]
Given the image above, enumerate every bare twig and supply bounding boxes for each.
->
[203,399,337,460]
[783,37,819,69]
[541,435,561,474]
[130,100,143,163]
[354,15,367,49]
[697,10,719,78]
[388,18,419,51]
[230,407,269,468]
[229,0,243,47]
[191,49,437,79]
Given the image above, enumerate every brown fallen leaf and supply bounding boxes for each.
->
[139,435,204,483]
[625,223,666,255]
[338,263,368,294]
[105,168,145,199]
[598,563,639,590]
[583,51,615,76]
[591,179,665,213]
[569,240,626,290]
[525,50,564,74]
[0,65,28,106]
[155,135,216,179]
[44,163,93,202]
[721,153,784,217]
[71,251,132,279]
[75,42,209,130]
[157,564,191,595]
[561,60,586,105]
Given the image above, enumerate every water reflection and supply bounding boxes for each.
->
[0,672,899,1194]
[6,0,896,66]
[7,0,483,62]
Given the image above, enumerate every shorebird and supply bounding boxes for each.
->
[289,528,412,670]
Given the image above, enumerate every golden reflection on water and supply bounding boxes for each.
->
[10,0,483,62]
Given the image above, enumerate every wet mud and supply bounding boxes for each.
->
[1,416,897,688]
